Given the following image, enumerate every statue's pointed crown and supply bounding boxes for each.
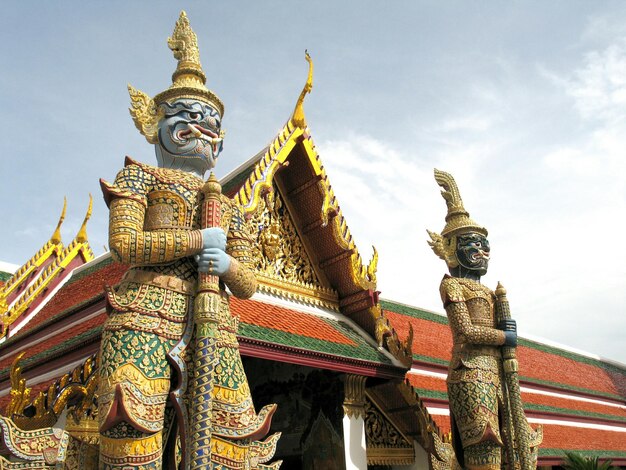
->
[128,11,224,143]
[433,169,487,238]
[427,169,487,267]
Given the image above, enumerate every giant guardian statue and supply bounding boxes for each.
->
[427,169,541,470]
[97,11,280,470]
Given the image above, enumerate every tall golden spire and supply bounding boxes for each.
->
[50,197,67,245]
[291,50,314,128]
[76,195,93,244]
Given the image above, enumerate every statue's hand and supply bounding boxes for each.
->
[499,319,517,347]
[196,248,231,276]
[201,227,227,251]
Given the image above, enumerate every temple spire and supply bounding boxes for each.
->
[75,195,93,243]
[50,197,67,245]
[291,50,314,128]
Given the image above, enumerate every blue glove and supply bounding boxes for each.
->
[499,319,517,347]
[503,330,517,347]
[200,227,226,251]
[195,248,231,276]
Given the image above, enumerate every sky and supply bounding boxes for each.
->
[1,2,625,364]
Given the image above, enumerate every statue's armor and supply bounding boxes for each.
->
[440,275,506,470]
[97,158,266,469]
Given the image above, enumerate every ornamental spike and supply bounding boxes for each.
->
[128,84,161,144]
[76,194,93,243]
[292,50,314,128]
[129,11,224,142]
[50,197,67,245]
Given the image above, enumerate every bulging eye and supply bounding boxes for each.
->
[188,112,201,121]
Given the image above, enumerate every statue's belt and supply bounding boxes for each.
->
[453,344,501,358]
[122,269,196,295]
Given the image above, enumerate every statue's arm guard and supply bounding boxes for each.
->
[441,277,505,346]
[222,202,257,299]
[101,165,203,265]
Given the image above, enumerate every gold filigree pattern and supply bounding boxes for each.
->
[364,397,414,466]
[430,432,463,470]
[342,374,366,419]
[0,417,69,465]
[6,353,30,419]
[291,51,313,128]
[251,190,319,285]
[433,169,486,238]
[248,187,340,309]
[7,353,98,431]
[129,11,224,145]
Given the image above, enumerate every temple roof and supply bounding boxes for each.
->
[0,198,94,337]
[382,299,626,400]
[0,255,403,391]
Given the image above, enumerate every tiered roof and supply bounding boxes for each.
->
[0,198,95,338]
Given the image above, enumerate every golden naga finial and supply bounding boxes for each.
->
[76,194,93,243]
[427,169,487,267]
[129,11,224,143]
[50,197,67,245]
[366,246,378,283]
[0,291,7,319]
[292,50,314,128]
[6,352,31,418]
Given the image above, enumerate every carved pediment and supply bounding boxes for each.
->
[364,395,415,466]
[249,186,339,310]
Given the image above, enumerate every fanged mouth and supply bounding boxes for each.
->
[471,250,490,262]
[177,124,222,144]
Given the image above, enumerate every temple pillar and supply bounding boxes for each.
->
[342,374,367,470]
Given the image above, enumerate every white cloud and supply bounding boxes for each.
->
[564,39,626,122]
[314,37,626,363]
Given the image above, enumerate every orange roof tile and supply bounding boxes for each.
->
[383,300,626,401]
[406,372,447,395]
[517,345,626,398]
[17,259,126,334]
[430,414,451,435]
[385,309,452,362]
[541,425,626,452]
[523,391,626,422]
[233,297,356,346]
